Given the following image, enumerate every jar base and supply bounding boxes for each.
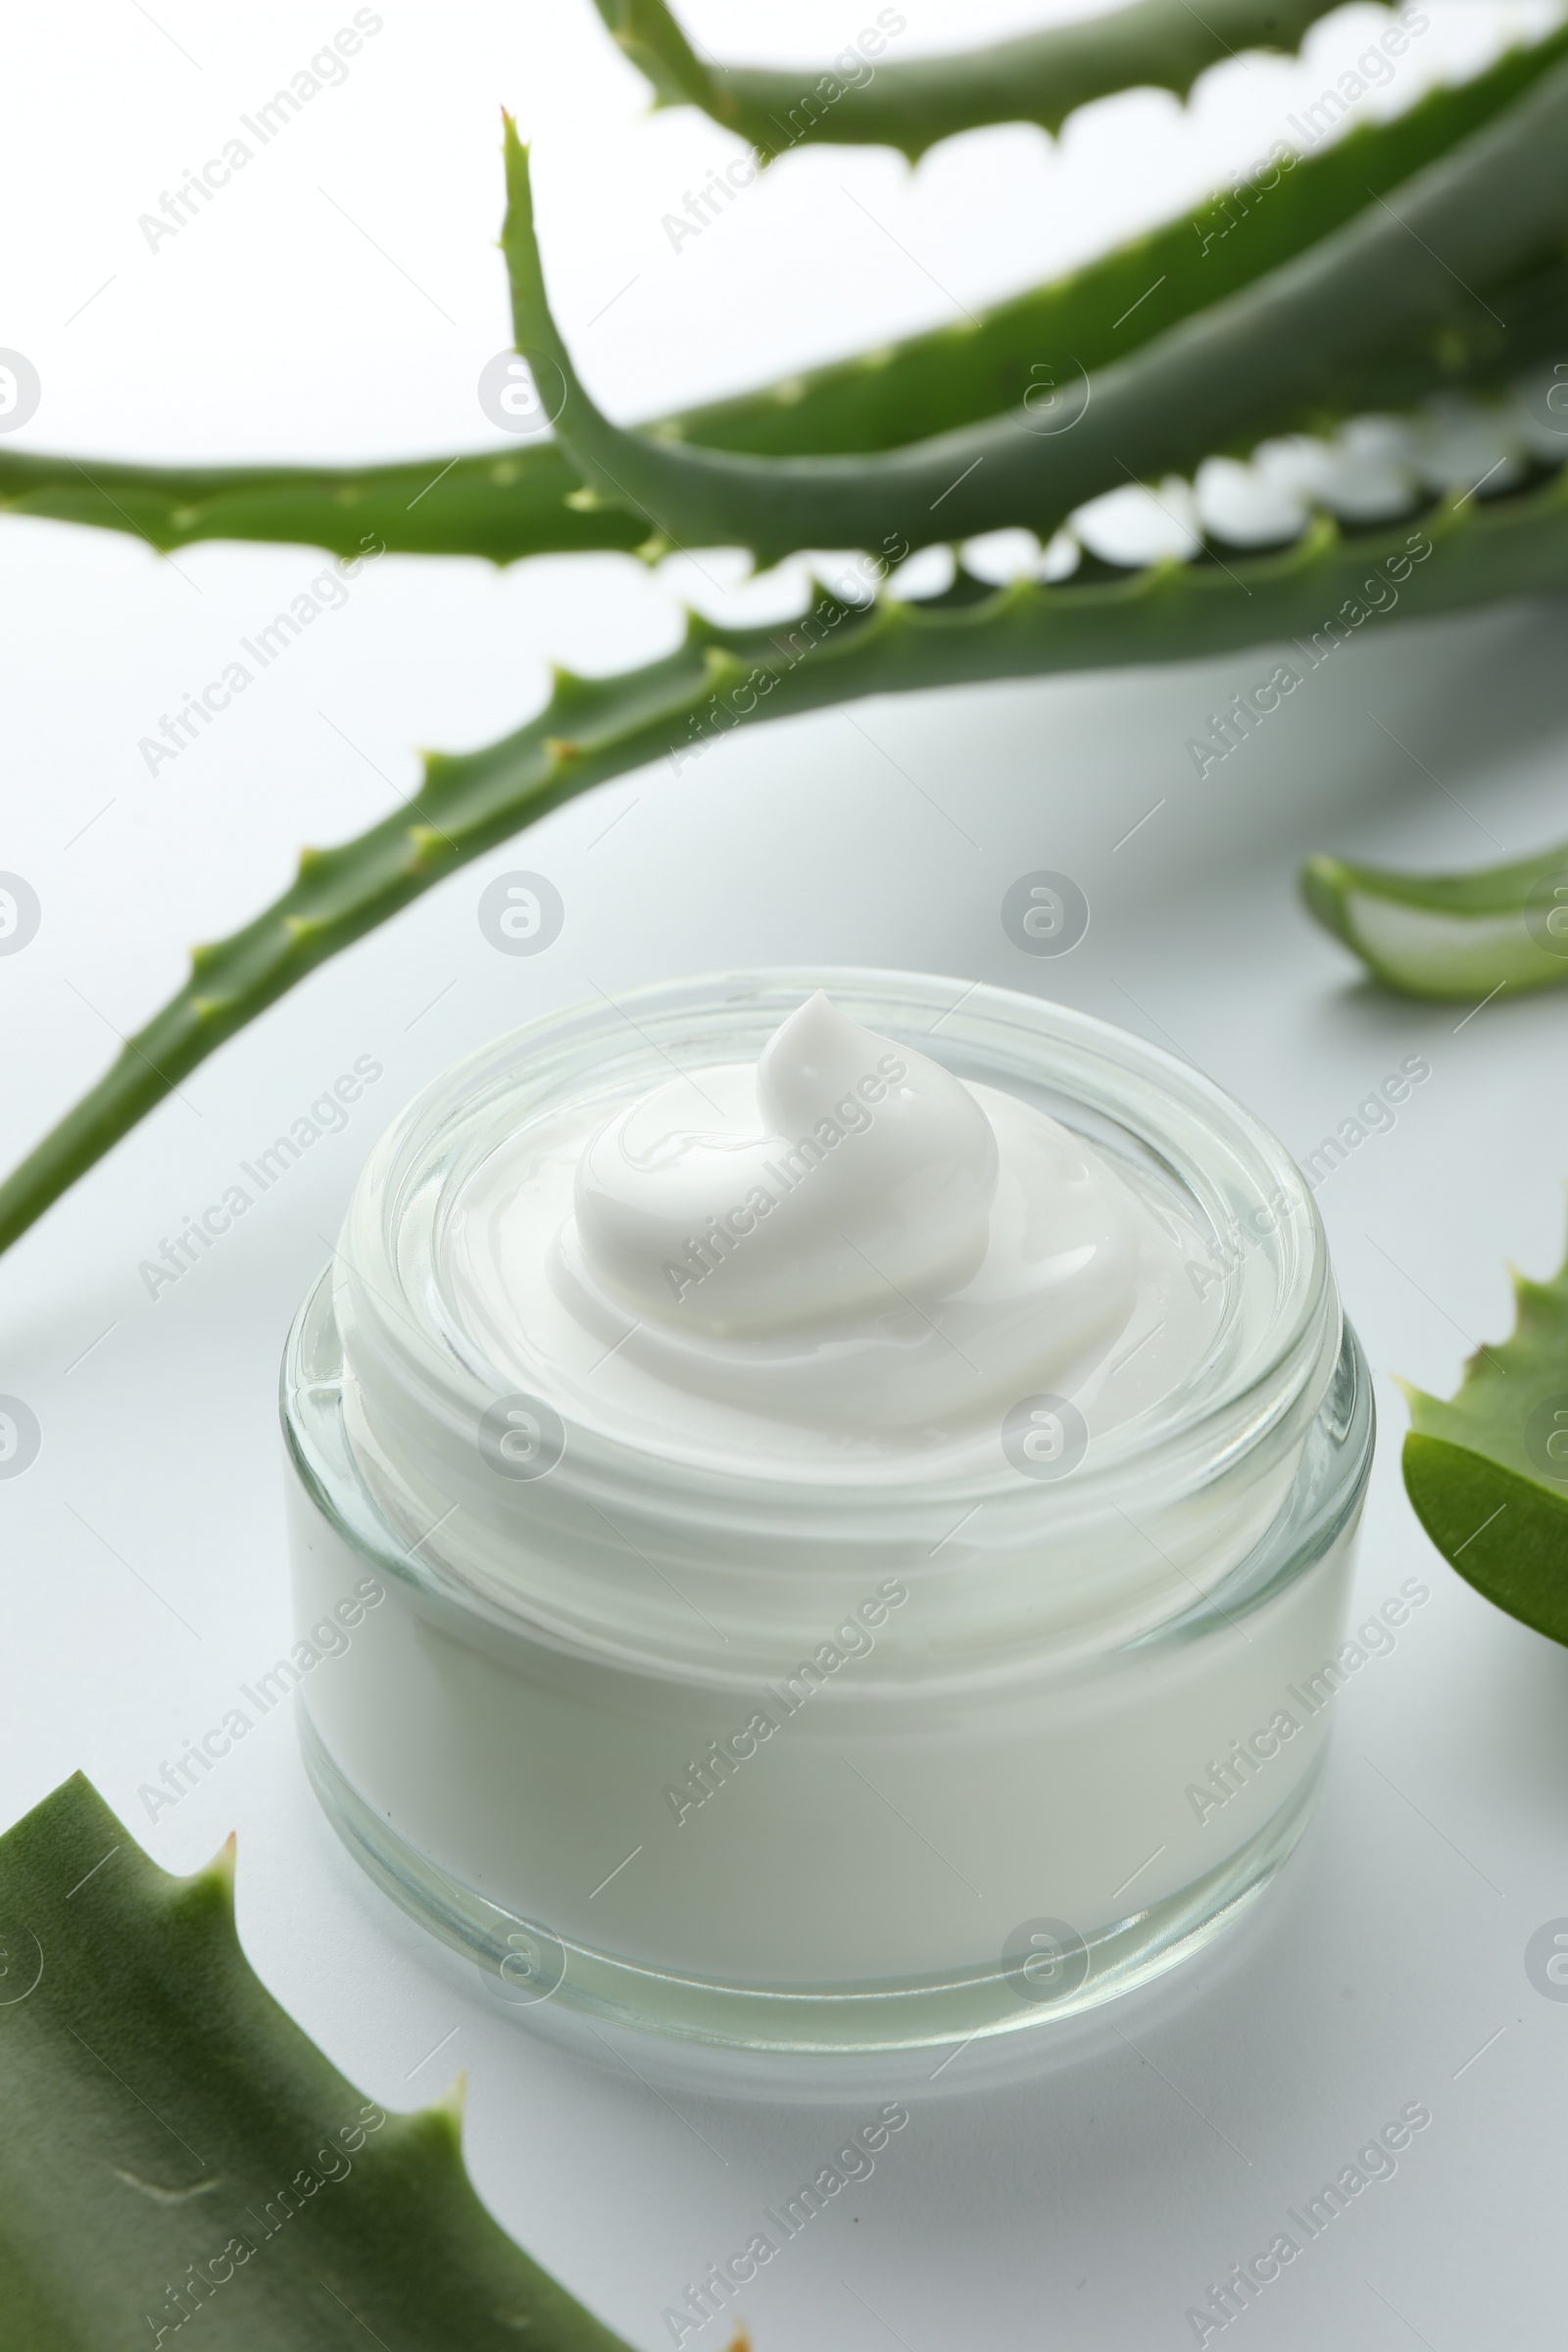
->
[301,1708,1325,2058]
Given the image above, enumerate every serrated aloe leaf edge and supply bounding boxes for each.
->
[4,463,1568,1263]
[499,76,1568,564]
[594,0,1347,159]
[0,1773,639,2351]
[7,0,1568,2332]
[1403,1233,1568,1646]
[4,23,1565,564]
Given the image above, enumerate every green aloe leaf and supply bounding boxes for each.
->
[6,28,1565,564]
[0,442,650,565]
[502,64,1568,564]
[593,0,1344,159]
[675,27,1568,460]
[1300,838,1568,1000]
[4,462,1568,1261]
[0,1773,637,2350]
[1403,1238,1568,1645]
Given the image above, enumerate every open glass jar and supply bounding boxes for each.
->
[281,969,1372,2054]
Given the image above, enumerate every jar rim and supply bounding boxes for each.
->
[288,968,1348,1673]
[329,967,1336,1521]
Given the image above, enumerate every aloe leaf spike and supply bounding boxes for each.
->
[0,1773,638,2349]
[1403,1230,1568,1646]
[6,28,1567,566]
[502,78,1568,564]
[5,463,1568,1262]
[594,0,1350,160]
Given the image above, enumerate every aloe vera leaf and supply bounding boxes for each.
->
[675,28,1568,459]
[0,442,648,564]
[503,69,1568,564]
[593,0,1343,159]
[0,1773,637,2350]
[1300,839,1568,1000]
[5,465,1568,1262]
[1402,1237,1568,1646]
[6,33,1564,564]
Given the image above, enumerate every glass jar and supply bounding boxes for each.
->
[281,969,1372,2055]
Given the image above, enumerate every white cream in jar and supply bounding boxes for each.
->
[283,971,1372,2056]
[444,990,1214,1468]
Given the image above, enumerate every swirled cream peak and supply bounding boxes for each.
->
[443,993,1217,1462]
[574,993,1000,1335]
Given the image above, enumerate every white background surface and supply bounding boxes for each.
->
[3,2,1568,2345]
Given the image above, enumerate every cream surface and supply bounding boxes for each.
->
[443,995,1215,1466]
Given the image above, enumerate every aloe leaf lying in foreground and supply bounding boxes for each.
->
[0,1773,636,2350]
[1403,1234,1568,1645]
[5,26,1564,564]
[595,0,1343,159]
[5,462,1568,1263]
[1301,838,1568,1000]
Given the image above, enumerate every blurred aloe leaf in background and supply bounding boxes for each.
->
[1301,837,1568,1001]
[4,0,1568,1253]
